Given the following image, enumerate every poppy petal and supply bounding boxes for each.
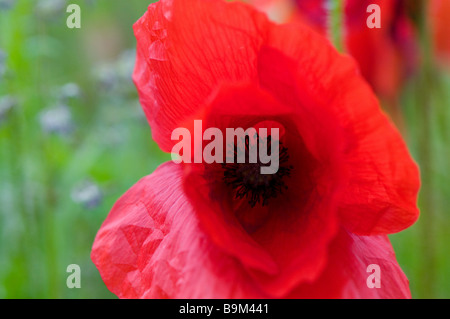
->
[289,228,411,299]
[91,162,267,298]
[133,0,267,152]
[258,23,420,235]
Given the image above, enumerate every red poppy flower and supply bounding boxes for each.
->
[91,0,420,298]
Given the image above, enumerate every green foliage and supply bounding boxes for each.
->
[0,0,164,298]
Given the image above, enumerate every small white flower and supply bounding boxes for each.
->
[0,0,16,11]
[35,0,67,17]
[38,104,74,135]
[71,180,102,209]
[0,95,16,123]
[59,83,81,101]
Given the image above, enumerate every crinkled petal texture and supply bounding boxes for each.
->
[133,0,267,152]
[92,162,265,298]
[258,24,420,235]
[92,162,411,299]
[93,0,421,299]
[289,229,412,299]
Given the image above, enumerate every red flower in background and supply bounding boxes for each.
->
[430,0,450,67]
[249,0,327,33]
[344,0,418,102]
[91,0,420,298]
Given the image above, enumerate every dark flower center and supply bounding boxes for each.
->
[222,135,293,207]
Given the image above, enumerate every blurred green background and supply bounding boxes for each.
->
[0,0,167,298]
[0,0,449,298]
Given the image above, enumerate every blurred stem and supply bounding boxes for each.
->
[415,0,436,299]
[36,14,59,299]
[2,3,36,298]
[329,0,344,52]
